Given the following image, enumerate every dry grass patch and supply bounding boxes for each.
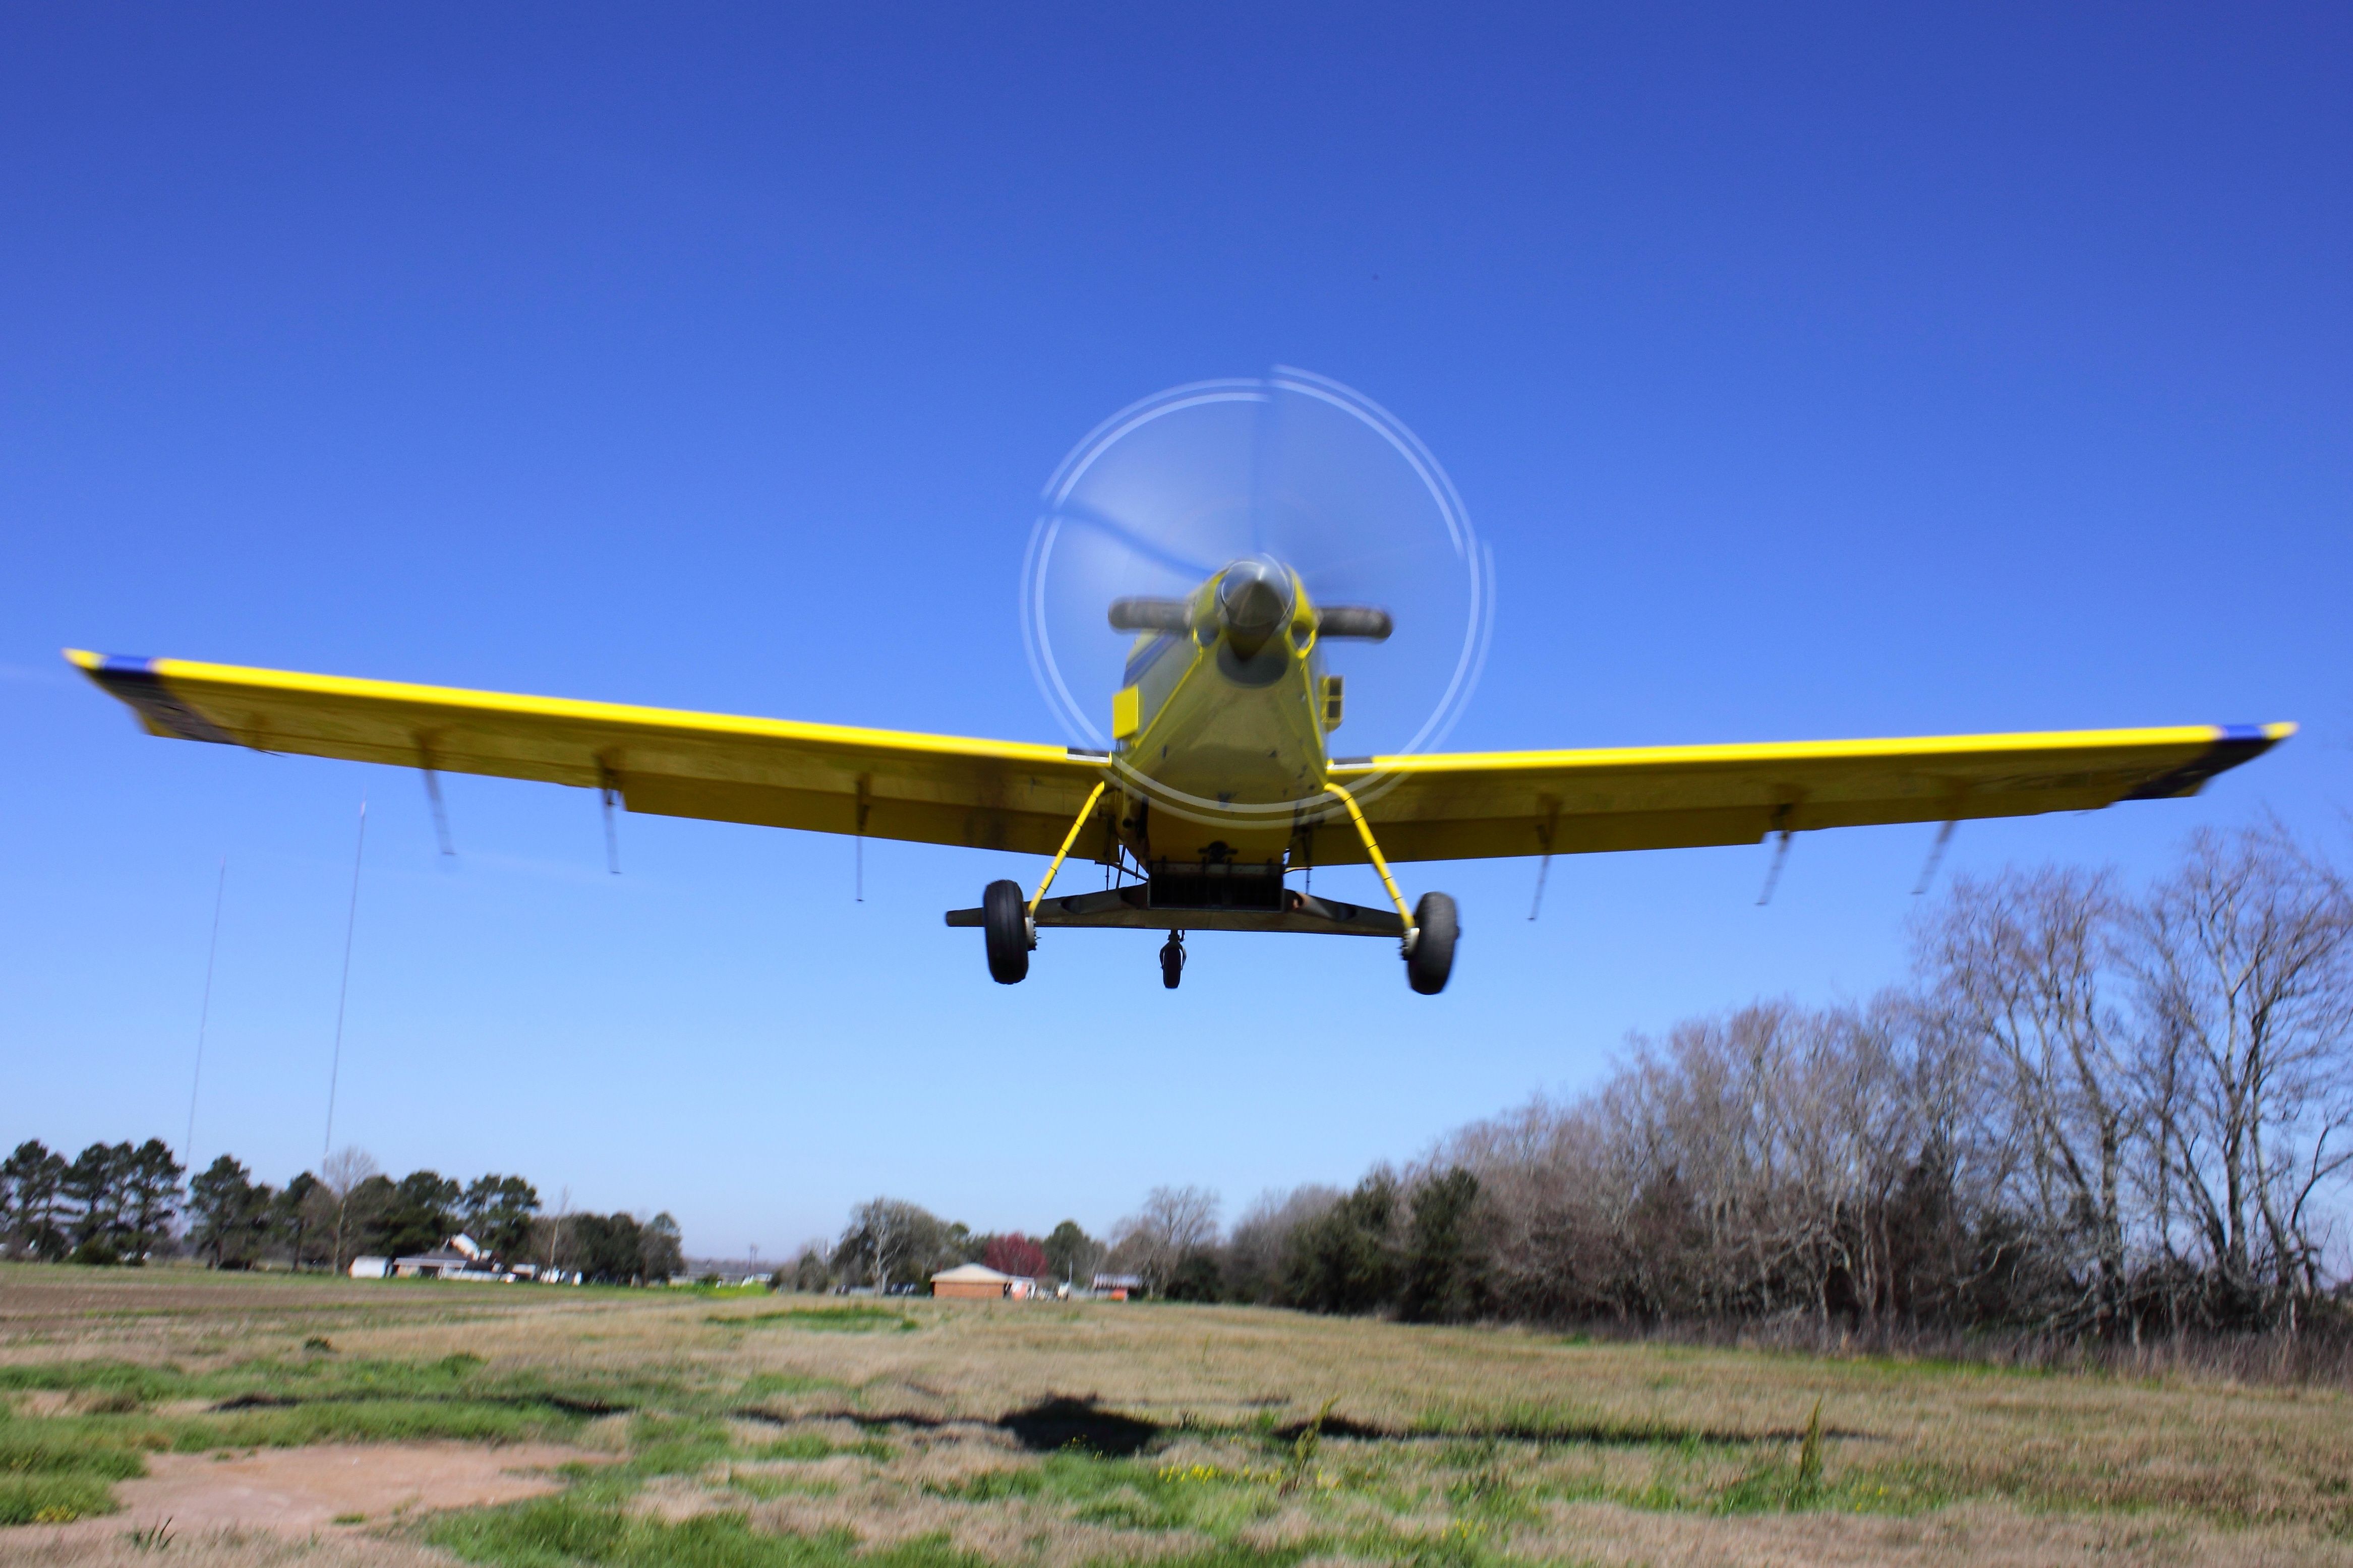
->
[1,1527,460,1568]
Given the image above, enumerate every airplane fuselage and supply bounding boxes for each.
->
[1108,560,1344,872]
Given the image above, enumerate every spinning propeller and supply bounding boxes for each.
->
[1021,367,1493,825]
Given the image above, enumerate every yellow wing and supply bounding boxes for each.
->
[69,651,1112,858]
[1321,723,2292,865]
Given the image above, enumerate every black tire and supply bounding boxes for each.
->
[983,879,1031,984]
[1406,892,1458,995]
[1159,933,1186,990]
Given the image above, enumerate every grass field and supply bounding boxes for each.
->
[4,1264,2351,1565]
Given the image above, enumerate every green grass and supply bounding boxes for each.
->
[0,1351,675,1424]
[427,1499,982,1568]
[726,1471,841,1500]
[0,1471,121,1525]
[0,1397,153,1525]
[921,1469,1044,1502]
[1406,1401,1763,1445]
[736,1373,839,1402]
[752,1433,892,1463]
[0,1417,154,1479]
[425,1496,1326,1568]
[708,1306,916,1334]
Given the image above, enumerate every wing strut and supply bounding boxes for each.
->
[1323,781,1419,952]
[1756,806,1795,907]
[1527,799,1561,922]
[420,769,455,857]
[1028,781,1108,918]
[855,775,872,903]
[416,733,455,857]
[597,758,622,875]
[1913,818,1959,896]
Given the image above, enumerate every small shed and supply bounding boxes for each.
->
[930,1262,1019,1300]
[393,1248,479,1279]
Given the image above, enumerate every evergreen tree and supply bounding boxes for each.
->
[62,1142,131,1260]
[366,1171,461,1258]
[275,1171,326,1269]
[121,1139,186,1263]
[1041,1219,1101,1285]
[1396,1168,1486,1323]
[188,1155,274,1268]
[459,1174,541,1260]
[1283,1169,1400,1313]
[2,1141,69,1260]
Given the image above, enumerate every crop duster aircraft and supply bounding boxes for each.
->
[68,555,2287,994]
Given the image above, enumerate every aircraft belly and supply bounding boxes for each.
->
[1122,676,1324,864]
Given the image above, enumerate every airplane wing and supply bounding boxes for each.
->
[68,651,1113,858]
[1320,723,2292,865]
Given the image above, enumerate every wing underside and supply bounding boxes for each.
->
[70,651,1112,859]
[72,651,2289,872]
[1314,723,2291,865]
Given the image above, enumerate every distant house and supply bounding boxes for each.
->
[930,1262,1042,1300]
[1091,1273,1142,1301]
[393,1248,483,1279]
[337,1232,503,1281]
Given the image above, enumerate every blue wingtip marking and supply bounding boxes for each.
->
[99,655,156,674]
[2219,724,2268,743]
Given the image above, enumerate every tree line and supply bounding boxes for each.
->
[781,1199,1103,1293]
[792,827,2353,1346]
[16,823,2342,1345]
[1,1141,684,1285]
[1170,827,2353,1340]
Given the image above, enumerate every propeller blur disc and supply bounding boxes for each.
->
[1022,368,1492,824]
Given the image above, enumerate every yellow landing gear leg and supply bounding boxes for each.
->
[1323,780,1458,995]
[982,780,1108,986]
[1029,780,1109,925]
[1321,781,1417,950]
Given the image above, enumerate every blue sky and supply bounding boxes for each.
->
[5,7,2347,1261]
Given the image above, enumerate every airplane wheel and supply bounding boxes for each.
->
[984,879,1031,984]
[1405,892,1457,995]
[1159,932,1186,990]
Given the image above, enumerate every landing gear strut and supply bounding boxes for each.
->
[1159,931,1186,989]
[981,780,1109,986]
[1323,781,1461,995]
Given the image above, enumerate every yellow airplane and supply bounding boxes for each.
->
[69,560,2288,994]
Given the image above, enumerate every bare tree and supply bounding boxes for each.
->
[839,1197,948,1290]
[1920,868,2138,1334]
[1432,1091,1623,1322]
[2131,827,2353,1330]
[1115,1184,1220,1292]
[319,1147,379,1273]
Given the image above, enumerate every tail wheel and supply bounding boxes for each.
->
[983,879,1032,984]
[1159,932,1186,990]
[1406,892,1458,995]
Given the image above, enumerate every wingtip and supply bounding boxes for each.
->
[63,648,101,671]
[2218,721,2297,748]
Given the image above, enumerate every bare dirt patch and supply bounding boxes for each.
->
[5,1441,584,1545]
